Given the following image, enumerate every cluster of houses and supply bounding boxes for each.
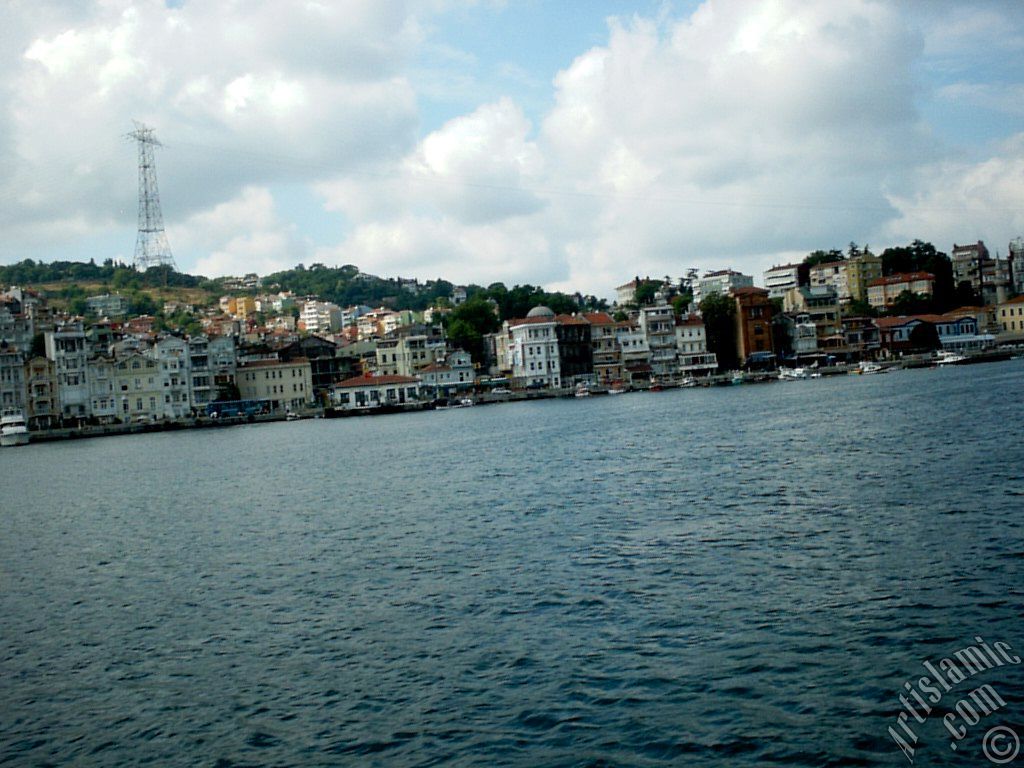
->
[3,237,1024,429]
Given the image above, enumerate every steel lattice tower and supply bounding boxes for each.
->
[128,121,176,271]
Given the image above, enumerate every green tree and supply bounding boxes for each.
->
[880,240,955,311]
[699,293,738,371]
[446,297,500,365]
[804,249,844,267]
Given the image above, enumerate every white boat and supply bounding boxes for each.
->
[574,384,591,398]
[607,387,625,395]
[680,377,697,388]
[779,367,809,380]
[936,351,967,366]
[859,361,885,375]
[0,409,30,447]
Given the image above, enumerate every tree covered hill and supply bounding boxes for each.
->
[0,258,607,322]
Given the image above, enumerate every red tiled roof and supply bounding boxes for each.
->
[1000,295,1024,306]
[875,315,933,329]
[676,313,704,327]
[868,272,935,287]
[583,311,616,325]
[615,279,638,290]
[555,314,589,325]
[508,315,558,326]
[731,286,769,296]
[334,374,419,388]
[810,260,845,270]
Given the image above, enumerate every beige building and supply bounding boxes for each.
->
[237,357,314,412]
[867,272,935,309]
[997,295,1024,337]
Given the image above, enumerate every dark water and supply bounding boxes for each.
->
[3,360,1023,767]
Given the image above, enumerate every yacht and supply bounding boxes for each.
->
[1,409,30,447]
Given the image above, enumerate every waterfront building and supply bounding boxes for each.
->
[188,335,238,407]
[24,356,58,430]
[764,263,808,299]
[236,358,314,412]
[554,314,593,387]
[867,272,935,309]
[328,374,421,411]
[45,321,91,422]
[782,285,846,355]
[148,337,192,418]
[732,287,775,363]
[419,351,475,396]
[584,312,622,385]
[508,306,561,389]
[693,270,753,306]
[778,313,819,357]
[279,335,356,403]
[0,345,26,412]
[997,295,1024,338]
[110,352,175,422]
[614,322,651,383]
[87,356,117,423]
[841,317,881,360]
[638,301,677,378]
[875,317,940,356]
[675,314,718,376]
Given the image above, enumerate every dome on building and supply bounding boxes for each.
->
[526,305,555,318]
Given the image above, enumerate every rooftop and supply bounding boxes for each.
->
[334,374,420,388]
[868,272,935,287]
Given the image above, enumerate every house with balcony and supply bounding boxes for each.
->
[584,312,623,384]
[675,314,718,376]
[639,301,677,379]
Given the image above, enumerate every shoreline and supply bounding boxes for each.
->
[9,352,1019,447]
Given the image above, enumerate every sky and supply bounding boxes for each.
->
[1,0,1022,298]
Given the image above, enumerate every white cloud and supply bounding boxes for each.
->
[3,0,1024,298]
[882,134,1024,252]
[0,0,427,258]
[183,186,310,277]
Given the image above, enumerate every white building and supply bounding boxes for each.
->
[508,306,561,388]
[809,261,850,301]
[638,301,677,378]
[693,270,753,306]
[764,264,804,299]
[328,374,421,411]
[45,322,91,422]
[674,314,718,375]
[188,335,237,407]
[300,301,342,334]
[148,337,192,418]
[419,351,475,395]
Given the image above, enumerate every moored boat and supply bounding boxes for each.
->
[1,409,30,447]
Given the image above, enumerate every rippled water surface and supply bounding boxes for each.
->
[3,361,1024,766]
